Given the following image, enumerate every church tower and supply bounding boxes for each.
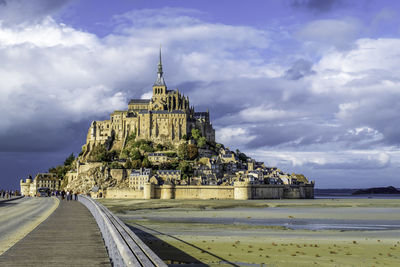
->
[153,48,167,96]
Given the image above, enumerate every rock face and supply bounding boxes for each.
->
[352,186,400,195]
[65,164,119,194]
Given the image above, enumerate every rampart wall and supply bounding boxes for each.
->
[104,182,314,200]
[105,188,143,199]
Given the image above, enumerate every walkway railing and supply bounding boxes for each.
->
[78,195,166,267]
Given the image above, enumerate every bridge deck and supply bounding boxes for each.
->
[0,199,111,266]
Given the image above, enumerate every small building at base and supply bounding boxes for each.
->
[20,173,61,196]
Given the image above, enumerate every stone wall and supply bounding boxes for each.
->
[251,185,285,199]
[105,183,314,200]
[105,188,143,199]
[158,185,234,199]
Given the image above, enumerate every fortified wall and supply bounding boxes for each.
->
[105,182,314,200]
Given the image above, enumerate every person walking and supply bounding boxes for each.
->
[66,191,70,201]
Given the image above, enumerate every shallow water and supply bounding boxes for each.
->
[121,205,400,232]
[130,216,400,231]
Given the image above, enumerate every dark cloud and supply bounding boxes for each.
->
[289,0,342,13]
[309,156,390,170]
[284,59,316,80]
[0,0,72,25]
[0,120,89,152]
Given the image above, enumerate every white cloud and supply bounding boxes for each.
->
[296,18,362,50]
[251,149,392,170]
[0,17,99,47]
[0,8,277,151]
[216,126,257,148]
[0,6,399,188]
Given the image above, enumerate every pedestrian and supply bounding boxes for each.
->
[61,190,65,200]
[74,192,78,201]
[66,190,70,201]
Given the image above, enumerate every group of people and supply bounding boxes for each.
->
[1,189,19,199]
[54,190,79,201]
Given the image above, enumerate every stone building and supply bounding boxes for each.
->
[129,168,152,190]
[82,50,215,160]
[156,170,181,183]
[147,152,169,164]
[20,173,61,196]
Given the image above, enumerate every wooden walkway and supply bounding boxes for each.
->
[0,199,111,266]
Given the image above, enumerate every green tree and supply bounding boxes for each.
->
[49,165,69,179]
[191,128,201,140]
[89,145,111,162]
[64,153,75,166]
[124,159,133,169]
[169,159,180,170]
[140,143,154,152]
[159,161,172,170]
[107,162,124,169]
[187,144,198,160]
[236,149,248,162]
[131,159,142,169]
[130,149,142,160]
[142,157,151,168]
[163,142,173,150]
[126,132,136,143]
[197,137,207,148]
[178,160,193,180]
[156,143,164,151]
[177,143,188,160]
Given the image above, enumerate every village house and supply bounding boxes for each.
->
[129,168,152,190]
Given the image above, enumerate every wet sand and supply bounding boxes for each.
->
[99,199,400,266]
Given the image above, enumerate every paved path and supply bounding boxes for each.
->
[0,199,111,266]
[0,196,24,203]
[0,197,58,254]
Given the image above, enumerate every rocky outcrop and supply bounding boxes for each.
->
[66,163,119,193]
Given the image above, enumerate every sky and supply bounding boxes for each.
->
[1,0,400,189]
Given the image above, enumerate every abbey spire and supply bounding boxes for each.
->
[154,47,166,86]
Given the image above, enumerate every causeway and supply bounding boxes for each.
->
[0,199,111,266]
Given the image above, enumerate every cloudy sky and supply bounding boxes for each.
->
[1,0,400,189]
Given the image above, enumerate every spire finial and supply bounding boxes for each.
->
[154,45,166,86]
[158,45,163,76]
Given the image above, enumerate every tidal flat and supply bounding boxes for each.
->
[99,199,400,266]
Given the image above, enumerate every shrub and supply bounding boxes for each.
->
[124,159,133,169]
[64,153,75,166]
[191,128,201,140]
[131,159,142,169]
[107,162,124,169]
[187,144,198,160]
[88,145,113,162]
[177,143,188,160]
[178,160,193,180]
[197,137,207,148]
[142,157,151,168]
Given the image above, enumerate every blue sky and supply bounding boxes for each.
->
[1,0,400,189]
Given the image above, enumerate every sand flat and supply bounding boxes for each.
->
[99,198,400,266]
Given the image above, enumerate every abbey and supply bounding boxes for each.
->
[83,50,215,158]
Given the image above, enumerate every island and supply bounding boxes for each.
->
[20,50,314,200]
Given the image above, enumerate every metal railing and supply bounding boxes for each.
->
[78,195,166,267]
